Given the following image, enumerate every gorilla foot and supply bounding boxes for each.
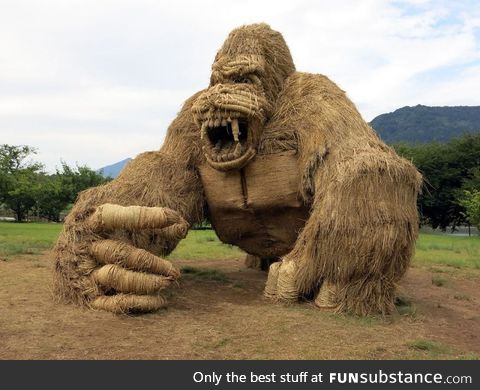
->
[314,281,339,311]
[264,260,298,301]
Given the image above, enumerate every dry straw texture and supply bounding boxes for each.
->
[92,264,173,294]
[89,203,188,233]
[314,282,339,309]
[264,261,281,299]
[53,23,421,315]
[91,239,180,278]
[270,71,421,315]
[53,108,205,308]
[91,294,167,314]
[276,260,299,301]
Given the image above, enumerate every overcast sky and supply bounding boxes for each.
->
[1,0,479,172]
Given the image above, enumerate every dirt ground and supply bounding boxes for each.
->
[1,252,479,360]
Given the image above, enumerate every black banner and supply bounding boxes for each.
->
[0,360,477,389]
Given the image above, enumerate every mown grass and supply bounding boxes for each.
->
[0,222,63,259]
[414,233,480,269]
[168,229,243,260]
[1,222,480,269]
[0,222,243,261]
[407,339,449,357]
[180,266,229,282]
[394,295,417,317]
[431,275,448,287]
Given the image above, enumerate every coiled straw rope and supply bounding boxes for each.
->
[264,261,281,298]
[88,203,187,232]
[276,260,298,301]
[91,294,167,314]
[314,281,338,309]
[92,264,173,295]
[91,239,180,278]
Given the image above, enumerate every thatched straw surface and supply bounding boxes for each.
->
[53,107,205,309]
[265,71,422,314]
[53,23,420,315]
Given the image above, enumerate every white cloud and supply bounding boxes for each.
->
[0,0,478,171]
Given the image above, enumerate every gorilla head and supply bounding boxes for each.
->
[192,24,295,171]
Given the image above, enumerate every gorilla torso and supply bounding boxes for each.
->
[199,150,309,258]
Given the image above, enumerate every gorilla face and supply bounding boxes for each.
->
[192,54,271,171]
[192,24,295,171]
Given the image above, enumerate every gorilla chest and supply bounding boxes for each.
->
[199,151,309,258]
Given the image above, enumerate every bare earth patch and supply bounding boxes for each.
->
[1,253,479,360]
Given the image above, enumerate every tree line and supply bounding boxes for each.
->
[0,144,110,222]
[393,133,480,231]
[1,135,480,231]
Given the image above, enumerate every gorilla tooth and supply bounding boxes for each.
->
[232,118,240,142]
[234,142,242,157]
[201,123,207,140]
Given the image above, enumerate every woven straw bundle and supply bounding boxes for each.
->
[53,23,420,316]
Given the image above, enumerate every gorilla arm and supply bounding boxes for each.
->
[53,94,206,313]
[264,73,421,315]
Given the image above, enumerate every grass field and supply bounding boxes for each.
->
[168,229,243,260]
[1,222,479,268]
[0,222,63,258]
[1,221,479,360]
[415,233,480,269]
[0,222,244,261]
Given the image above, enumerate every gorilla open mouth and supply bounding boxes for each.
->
[192,81,270,171]
[201,117,256,170]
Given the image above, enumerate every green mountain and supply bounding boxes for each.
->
[98,105,479,176]
[370,105,480,144]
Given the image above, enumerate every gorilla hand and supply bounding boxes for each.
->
[85,204,188,313]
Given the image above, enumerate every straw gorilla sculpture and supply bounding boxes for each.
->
[54,24,421,315]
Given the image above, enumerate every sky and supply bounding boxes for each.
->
[0,0,479,172]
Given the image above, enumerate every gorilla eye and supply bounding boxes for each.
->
[233,76,252,84]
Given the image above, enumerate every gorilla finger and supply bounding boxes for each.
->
[160,222,189,242]
[92,264,173,294]
[91,239,180,278]
[90,294,167,314]
[88,203,188,232]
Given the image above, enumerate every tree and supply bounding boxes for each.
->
[56,162,109,204]
[35,174,66,222]
[0,145,110,222]
[393,134,480,230]
[0,145,44,221]
[460,191,480,231]
[35,163,109,222]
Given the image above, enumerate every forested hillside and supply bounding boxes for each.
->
[370,105,480,143]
